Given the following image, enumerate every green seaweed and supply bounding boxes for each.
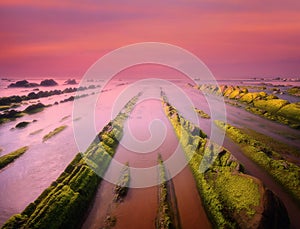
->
[253,99,289,114]
[42,125,67,142]
[212,172,260,217]
[277,103,300,123]
[30,129,43,135]
[0,146,29,170]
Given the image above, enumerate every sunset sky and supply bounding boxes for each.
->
[0,0,299,79]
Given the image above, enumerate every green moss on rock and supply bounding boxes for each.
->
[195,84,300,128]
[42,125,67,142]
[228,88,243,99]
[212,172,260,217]
[287,86,300,96]
[0,146,28,170]
[240,92,267,103]
[253,99,289,114]
[163,100,271,228]
[215,120,300,205]
[277,102,300,123]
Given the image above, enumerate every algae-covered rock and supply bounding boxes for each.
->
[213,172,289,229]
[239,93,256,103]
[287,86,300,96]
[266,94,278,100]
[253,99,289,114]
[0,109,23,123]
[0,146,28,170]
[8,80,39,88]
[228,88,243,99]
[163,101,290,228]
[15,121,30,128]
[224,86,235,97]
[240,92,267,104]
[195,84,299,128]
[24,103,46,114]
[277,103,300,123]
[194,108,210,119]
[43,125,67,142]
[215,120,300,203]
[40,79,58,86]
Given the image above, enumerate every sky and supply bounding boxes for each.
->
[0,0,300,79]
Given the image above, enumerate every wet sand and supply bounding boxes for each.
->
[81,180,115,229]
[112,187,158,229]
[171,165,212,229]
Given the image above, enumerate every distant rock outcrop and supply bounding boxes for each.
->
[40,79,58,86]
[8,80,39,88]
[8,79,59,88]
[64,79,77,85]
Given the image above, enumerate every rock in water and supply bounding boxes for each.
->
[64,79,77,85]
[40,79,58,86]
[8,80,39,88]
[15,121,30,128]
[24,103,46,114]
[258,189,290,228]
